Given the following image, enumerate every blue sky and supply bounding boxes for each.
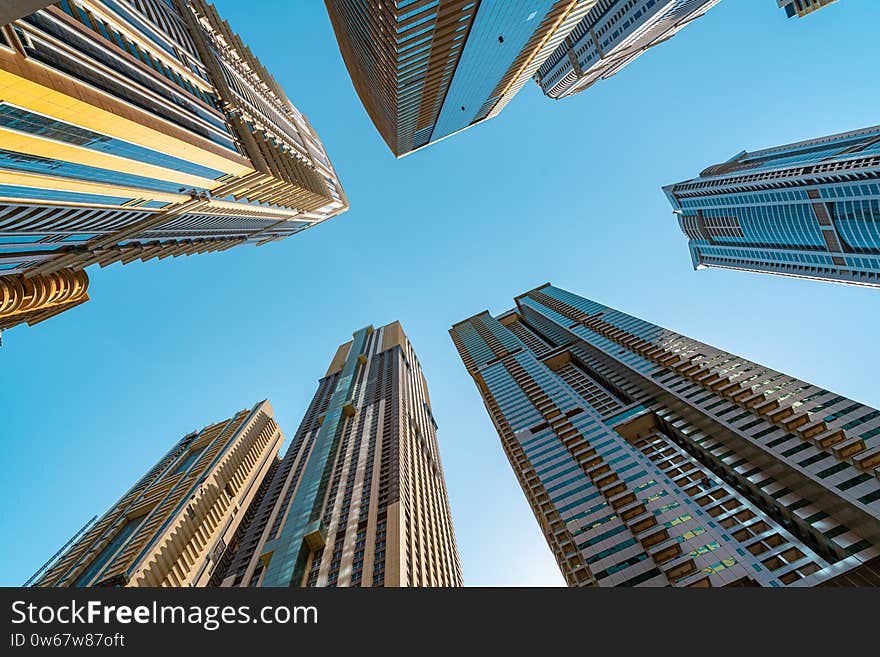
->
[1,0,878,587]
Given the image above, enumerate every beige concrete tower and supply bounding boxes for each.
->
[224,322,463,587]
[452,284,880,587]
[34,401,283,587]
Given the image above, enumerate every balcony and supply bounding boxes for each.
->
[652,543,683,565]
[798,420,828,441]
[733,388,755,403]
[639,526,669,548]
[664,558,698,582]
[853,446,880,472]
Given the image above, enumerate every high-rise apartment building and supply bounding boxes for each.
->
[535,0,720,99]
[451,284,880,587]
[324,0,599,157]
[0,0,347,331]
[664,125,880,288]
[223,321,463,587]
[33,401,283,587]
[778,0,838,18]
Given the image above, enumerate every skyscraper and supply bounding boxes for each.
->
[778,0,838,18]
[0,0,347,331]
[451,284,880,587]
[33,401,283,587]
[665,125,880,288]
[223,321,463,587]
[535,0,721,99]
[324,0,599,157]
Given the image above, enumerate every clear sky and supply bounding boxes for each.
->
[1,0,878,587]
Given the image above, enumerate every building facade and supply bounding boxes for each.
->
[535,0,720,99]
[324,0,599,157]
[0,267,89,330]
[0,0,347,331]
[223,321,463,587]
[778,0,838,18]
[0,2,55,26]
[665,126,880,288]
[34,401,283,587]
[451,284,880,587]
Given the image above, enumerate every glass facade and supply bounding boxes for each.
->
[778,0,838,18]
[451,284,880,586]
[665,126,880,288]
[72,516,145,587]
[33,402,284,587]
[536,0,721,99]
[325,0,597,156]
[223,322,463,588]
[0,0,347,330]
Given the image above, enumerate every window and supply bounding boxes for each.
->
[73,515,145,586]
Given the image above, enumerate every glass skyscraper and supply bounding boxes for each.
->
[778,0,838,18]
[324,0,599,157]
[223,321,463,587]
[535,0,721,99]
[0,267,90,331]
[452,284,880,587]
[664,125,880,288]
[33,401,283,587]
[0,0,347,331]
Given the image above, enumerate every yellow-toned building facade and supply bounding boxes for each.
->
[0,0,347,331]
[34,400,283,587]
[451,284,880,587]
[778,0,838,18]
